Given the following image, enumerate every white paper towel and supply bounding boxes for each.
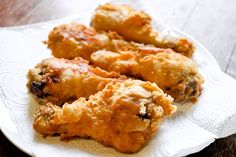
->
[0,0,236,157]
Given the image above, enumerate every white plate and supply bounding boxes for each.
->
[1,1,236,157]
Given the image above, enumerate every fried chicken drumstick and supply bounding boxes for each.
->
[91,48,203,101]
[46,23,140,59]
[91,3,195,57]
[45,23,203,101]
[27,57,122,105]
[34,80,176,153]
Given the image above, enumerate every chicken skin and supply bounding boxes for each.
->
[91,3,195,57]
[33,79,176,153]
[46,23,141,59]
[91,47,203,101]
[27,57,123,106]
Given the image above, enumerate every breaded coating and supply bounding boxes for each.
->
[46,23,141,59]
[27,57,123,106]
[91,47,203,101]
[33,80,176,153]
[45,23,202,101]
[91,3,195,57]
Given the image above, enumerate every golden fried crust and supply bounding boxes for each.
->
[46,24,109,59]
[138,47,203,101]
[44,23,202,101]
[91,3,155,43]
[33,80,176,153]
[27,57,123,106]
[91,48,203,101]
[91,3,195,57]
[46,23,140,59]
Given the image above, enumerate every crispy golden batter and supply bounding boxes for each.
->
[91,47,203,101]
[27,57,123,105]
[46,23,141,59]
[27,3,205,154]
[34,80,176,153]
[91,3,195,57]
[45,23,202,101]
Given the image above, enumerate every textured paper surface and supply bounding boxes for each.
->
[0,0,236,157]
